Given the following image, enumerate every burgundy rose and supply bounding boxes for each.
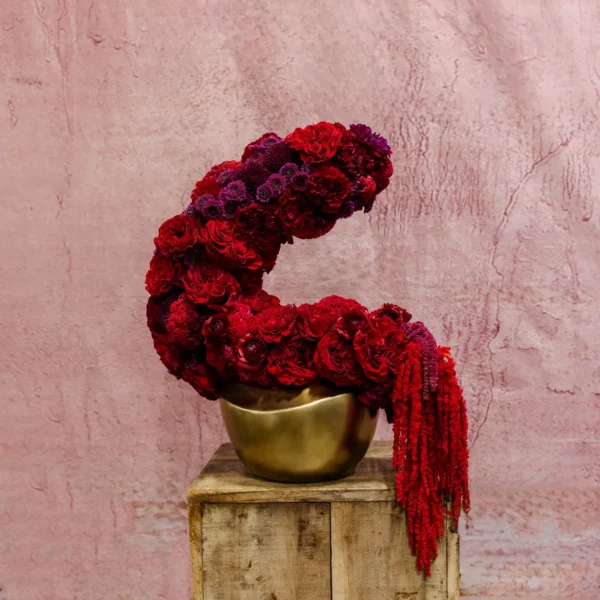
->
[267,340,318,386]
[154,215,200,256]
[353,176,377,210]
[284,122,346,163]
[145,253,181,296]
[279,189,336,240]
[181,363,219,400]
[241,132,281,161]
[190,175,222,202]
[317,295,366,313]
[228,289,281,314]
[183,263,240,304]
[237,204,283,252]
[371,303,412,325]
[315,329,366,387]
[234,268,264,293]
[371,158,393,194]
[254,305,298,343]
[236,332,268,372]
[206,338,236,379]
[336,307,369,339]
[151,332,183,376]
[201,313,229,341]
[353,316,405,381]
[296,304,338,339]
[307,165,351,214]
[199,220,263,271]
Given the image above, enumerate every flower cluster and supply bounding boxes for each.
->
[145,122,469,575]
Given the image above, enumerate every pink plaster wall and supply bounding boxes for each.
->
[1,1,599,599]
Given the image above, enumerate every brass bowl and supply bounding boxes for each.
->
[220,383,378,483]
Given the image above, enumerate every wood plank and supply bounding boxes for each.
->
[331,501,425,600]
[188,441,396,504]
[446,522,460,600]
[188,503,203,600]
[201,502,331,600]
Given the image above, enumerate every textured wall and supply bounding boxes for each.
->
[1,1,599,599]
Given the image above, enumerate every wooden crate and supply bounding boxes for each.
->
[188,441,460,600]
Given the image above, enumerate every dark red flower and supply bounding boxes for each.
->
[354,316,405,381]
[190,175,222,202]
[228,289,281,314]
[181,362,219,399]
[315,329,366,387]
[296,304,338,339]
[154,215,200,256]
[371,158,393,194]
[145,253,181,296]
[236,332,268,372]
[336,307,369,339]
[241,132,281,161]
[267,340,318,386]
[317,295,366,313]
[199,220,263,271]
[307,165,351,214]
[201,312,229,341]
[353,176,377,210]
[279,189,336,239]
[166,295,207,349]
[151,332,183,376]
[371,303,412,325]
[254,305,298,343]
[285,122,345,163]
[237,204,283,252]
[183,263,240,304]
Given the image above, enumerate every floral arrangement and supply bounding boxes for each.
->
[145,121,470,575]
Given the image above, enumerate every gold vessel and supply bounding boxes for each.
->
[220,383,378,483]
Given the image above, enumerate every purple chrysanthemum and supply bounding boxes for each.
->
[217,169,234,185]
[338,199,357,219]
[267,173,286,196]
[350,124,391,157]
[402,322,439,395]
[224,180,247,200]
[261,142,298,173]
[279,162,299,179]
[256,184,273,203]
[290,172,308,191]
[197,194,224,221]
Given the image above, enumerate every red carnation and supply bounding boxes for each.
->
[145,253,181,296]
[181,363,219,400]
[166,295,206,349]
[371,158,393,193]
[236,332,268,372]
[317,295,366,313]
[183,263,240,305]
[336,307,369,339]
[354,176,377,210]
[229,289,281,314]
[267,340,318,387]
[354,316,405,381]
[307,165,351,214]
[190,175,222,202]
[202,312,229,341]
[237,204,283,252]
[254,305,297,343]
[199,220,263,271]
[285,122,345,163]
[279,189,336,239]
[296,304,338,339]
[151,332,183,376]
[315,329,365,387]
[225,301,253,338]
[154,215,200,256]
[371,303,412,325]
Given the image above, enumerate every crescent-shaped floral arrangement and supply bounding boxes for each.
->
[145,121,470,575]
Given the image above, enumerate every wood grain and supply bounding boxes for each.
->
[200,502,331,600]
[188,441,397,504]
[188,503,203,600]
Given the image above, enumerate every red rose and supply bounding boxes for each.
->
[336,307,369,339]
[315,330,365,387]
[353,316,405,381]
[353,176,377,210]
[317,295,366,313]
[151,332,183,376]
[181,362,219,400]
[254,305,297,343]
[285,122,345,163]
[233,268,264,293]
[145,253,181,296]
[199,220,263,271]
[228,289,281,314]
[237,204,283,252]
[279,189,336,239]
[190,175,222,202]
[296,304,338,339]
[371,158,393,193]
[166,295,207,349]
[236,332,268,372]
[307,165,351,214]
[183,263,240,304]
[371,303,412,325]
[154,215,200,255]
[267,340,318,386]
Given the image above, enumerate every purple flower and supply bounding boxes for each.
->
[267,173,286,196]
[183,203,196,216]
[290,171,308,191]
[350,124,391,157]
[197,194,224,221]
[256,184,272,203]
[224,180,247,200]
[217,169,234,185]
[279,162,299,179]
[338,199,357,219]
[223,199,242,219]
[261,142,298,173]
[402,322,439,396]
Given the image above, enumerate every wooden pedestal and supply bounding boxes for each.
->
[188,441,460,600]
